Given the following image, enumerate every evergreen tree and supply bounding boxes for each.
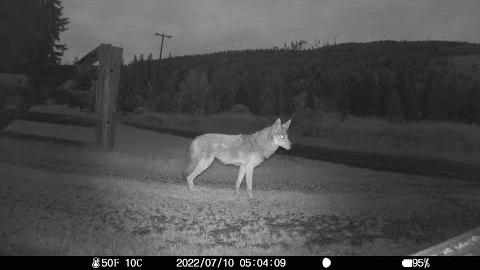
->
[209,69,237,113]
[41,0,69,65]
[0,0,69,69]
[174,69,210,114]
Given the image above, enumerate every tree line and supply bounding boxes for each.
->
[121,40,480,124]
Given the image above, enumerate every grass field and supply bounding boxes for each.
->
[1,117,480,255]
[146,110,480,165]
[24,105,480,164]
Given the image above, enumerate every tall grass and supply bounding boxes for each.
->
[143,109,480,164]
[291,109,480,163]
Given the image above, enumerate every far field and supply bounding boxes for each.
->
[1,116,480,255]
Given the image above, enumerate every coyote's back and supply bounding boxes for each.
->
[183,118,292,201]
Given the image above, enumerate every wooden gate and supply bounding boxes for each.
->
[1,43,123,150]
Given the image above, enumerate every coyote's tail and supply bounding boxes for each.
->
[182,139,199,181]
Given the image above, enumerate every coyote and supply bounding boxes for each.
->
[182,118,292,200]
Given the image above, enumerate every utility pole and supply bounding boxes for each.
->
[155,32,172,60]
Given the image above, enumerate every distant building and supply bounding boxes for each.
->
[0,65,74,90]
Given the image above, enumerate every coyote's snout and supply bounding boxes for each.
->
[183,118,292,200]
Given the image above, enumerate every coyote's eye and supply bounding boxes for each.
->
[280,135,284,139]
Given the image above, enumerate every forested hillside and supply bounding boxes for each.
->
[120,40,480,123]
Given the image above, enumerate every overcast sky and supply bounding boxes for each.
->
[60,0,480,64]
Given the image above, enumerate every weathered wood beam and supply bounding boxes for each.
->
[94,44,123,150]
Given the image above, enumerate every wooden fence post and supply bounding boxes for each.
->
[95,44,123,150]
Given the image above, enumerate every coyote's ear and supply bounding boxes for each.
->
[281,119,291,130]
[273,118,281,129]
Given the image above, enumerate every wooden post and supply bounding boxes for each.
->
[95,44,123,150]
[155,32,172,60]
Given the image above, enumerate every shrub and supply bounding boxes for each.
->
[230,104,252,115]
[121,94,143,112]
[133,106,150,115]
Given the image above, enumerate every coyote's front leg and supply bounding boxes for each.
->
[245,165,255,201]
[235,164,246,195]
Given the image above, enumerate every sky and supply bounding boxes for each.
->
[60,0,480,64]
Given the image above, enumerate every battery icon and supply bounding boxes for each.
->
[402,259,413,268]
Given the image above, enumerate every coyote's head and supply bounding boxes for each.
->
[272,118,292,150]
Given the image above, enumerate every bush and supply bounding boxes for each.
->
[121,94,143,112]
[132,106,150,115]
[230,104,252,115]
